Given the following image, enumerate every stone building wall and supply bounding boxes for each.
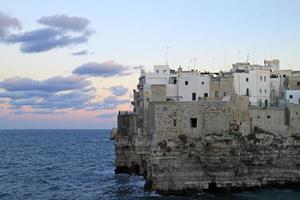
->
[288,104,300,137]
[210,76,234,100]
[250,107,290,137]
[288,75,300,90]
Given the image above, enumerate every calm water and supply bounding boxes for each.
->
[0,129,299,200]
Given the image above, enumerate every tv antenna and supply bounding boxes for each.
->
[246,53,250,63]
[165,46,170,66]
[193,57,197,71]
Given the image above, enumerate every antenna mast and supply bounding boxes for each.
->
[166,46,170,67]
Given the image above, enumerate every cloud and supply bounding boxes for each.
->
[109,86,128,96]
[0,76,90,92]
[0,75,129,115]
[0,91,51,99]
[73,61,132,77]
[0,12,21,37]
[0,75,95,113]
[9,90,93,110]
[97,112,116,119]
[13,110,64,115]
[37,15,90,32]
[1,14,93,53]
[88,96,129,110]
[71,50,89,56]
[4,28,91,53]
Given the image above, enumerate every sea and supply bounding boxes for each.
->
[0,129,299,200]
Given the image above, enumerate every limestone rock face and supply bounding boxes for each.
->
[146,130,300,193]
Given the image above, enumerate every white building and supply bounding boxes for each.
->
[232,59,280,72]
[285,90,300,104]
[234,70,270,107]
[177,71,210,101]
[141,65,210,102]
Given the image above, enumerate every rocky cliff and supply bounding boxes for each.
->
[146,129,300,194]
[115,98,300,194]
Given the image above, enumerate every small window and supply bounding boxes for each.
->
[215,91,219,98]
[163,70,167,73]
[259,99,262,107]
[297,82,300,86]
[224,92,227,96]
[204,93,208,97]
[246,88,249,96]
[265,89,267,94]
[192,93,196,101]
[290,95,293,99]
[260,89,262,94]
[264,76,266,82]
[173,119,177,126]
[185,81,188,85]
[283,74,286,78]
[156,70,159,73]
[246,78,249,82]
[267,115,270,119]
[190,118,197,128]
[258,115,260,119]
[260,76,263,81]
[202,81,204,85]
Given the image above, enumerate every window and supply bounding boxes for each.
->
[265,89,267,94]
[246,78,249,82]
[259,99,262,107]
[267,115,271,119]
[204,93,208,97]
[170,78,177,84]
[173,119,177,126]
[297,82,300,86]
[202,81,204,85]
[290,95,293,99]
[185,81,188,85]
[156,70,159,74]
[215,91,219,98]
[224,92,227,96]
[246,88,249,96]
[260,76,263,81]
[283,74,286,78]
[190,118,197,128]
[260,89,262,94]
[264,76,266,82]
[163,70,167,73]
[192,93,196,101]
[257,115,260,119]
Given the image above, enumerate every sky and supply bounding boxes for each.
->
[0,0,300,129]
